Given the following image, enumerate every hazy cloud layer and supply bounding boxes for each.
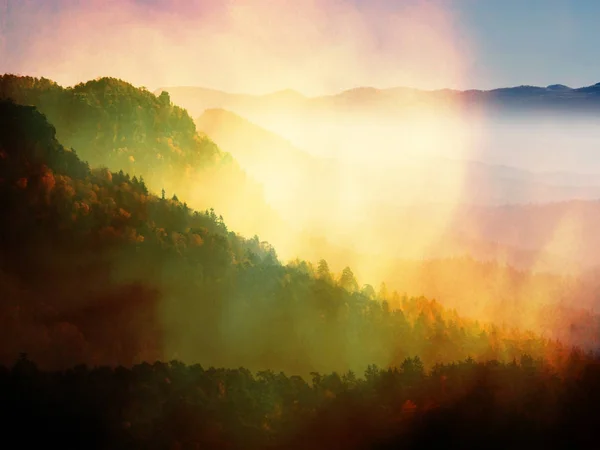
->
[1,0,474,94]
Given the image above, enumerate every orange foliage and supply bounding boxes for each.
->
[54,174,75,198]
[74,201,90,215]
[189,234,204,247]
[118,208,131,219]
[40,167,55,192]
[401,399,417,414]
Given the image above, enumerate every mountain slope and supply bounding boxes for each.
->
[195,108,340,223]
[194,107,600,279]
[0,99,573,374]
[159,81,600,177]
[196,108,313,164]
[0,75,285,242]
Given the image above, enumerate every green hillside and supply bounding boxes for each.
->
[0,75,280,240]
[0,100,567,375]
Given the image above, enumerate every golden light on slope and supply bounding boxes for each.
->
[14,0,482,275]
[8,0,598,360]
[224,108,487,280]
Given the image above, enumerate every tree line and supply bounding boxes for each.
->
[3,352,599,449]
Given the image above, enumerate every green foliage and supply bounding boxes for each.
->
[339,266,359,292]
[0,74,279,238]
[2,86,599,450]
[0,75,211,169]
[0,100,568,375]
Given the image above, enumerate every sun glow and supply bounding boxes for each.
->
[4,0,598,360]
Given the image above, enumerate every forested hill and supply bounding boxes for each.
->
[0,100,571,375]
[0,75,281,241]
[4,355,600,450]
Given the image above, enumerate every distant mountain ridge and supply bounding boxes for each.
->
[156,82,600,100]
[196,107,600,209]
[194,107,600,280]
[156,81,600,118]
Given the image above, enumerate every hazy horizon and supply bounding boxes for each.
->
[152,81,600,98]
[3,0,600,94]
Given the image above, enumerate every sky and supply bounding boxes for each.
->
[1,0,599,95]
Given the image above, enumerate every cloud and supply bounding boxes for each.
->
[1,0,474,94]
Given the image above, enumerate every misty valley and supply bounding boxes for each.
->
[2,72,600,449]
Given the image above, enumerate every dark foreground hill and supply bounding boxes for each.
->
[2,355,599,450]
